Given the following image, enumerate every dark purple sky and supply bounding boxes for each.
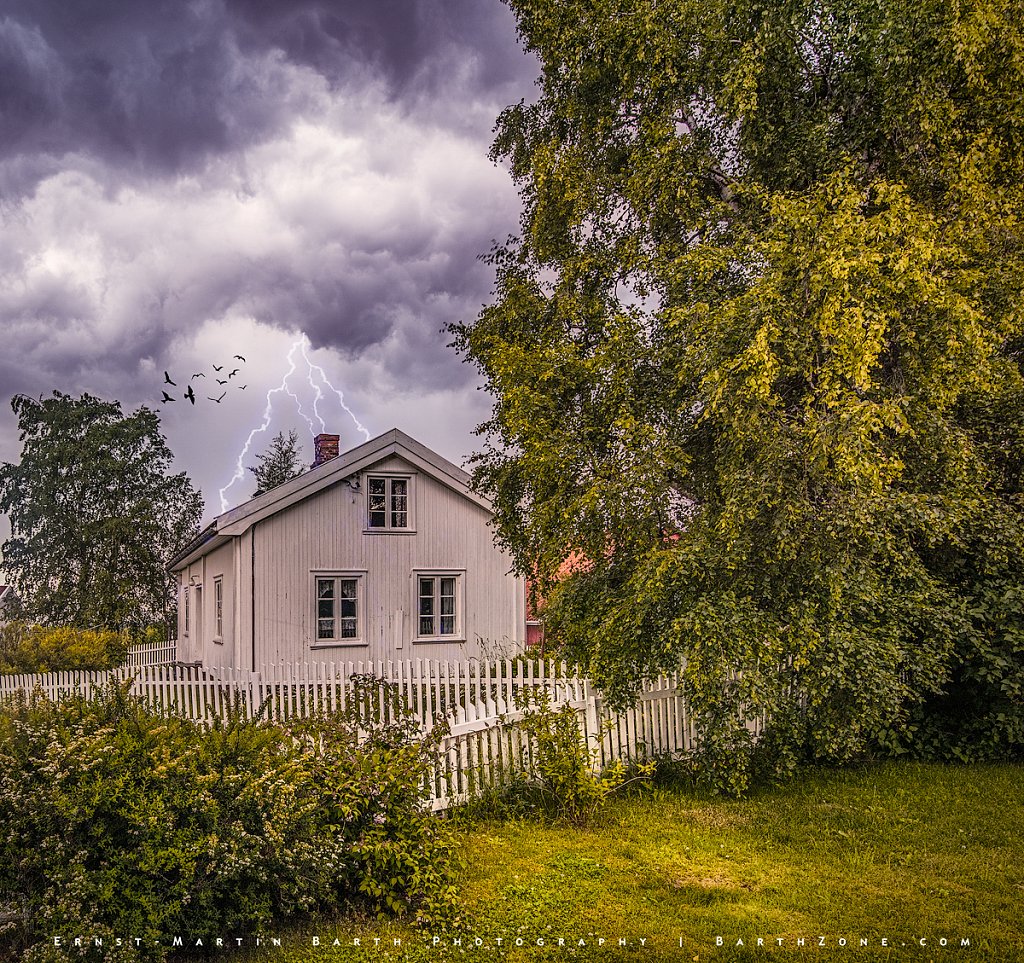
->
[0,0,537,552]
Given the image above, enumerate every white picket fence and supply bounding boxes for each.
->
[0,659,696,811]
[123,640,179,667]
[431,670,694,811]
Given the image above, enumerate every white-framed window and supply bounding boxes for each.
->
[313,573,365,645]
[366,474,413,531]
[183,583,190,636]
[214,577,224,641]
[414,571,463,640]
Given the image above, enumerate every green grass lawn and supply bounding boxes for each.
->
[231,762,1023,963]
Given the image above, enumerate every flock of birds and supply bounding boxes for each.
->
[161,355,248,405]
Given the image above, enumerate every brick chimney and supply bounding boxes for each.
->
[313,433,340,468]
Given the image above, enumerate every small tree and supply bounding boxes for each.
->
[248,430,305,496]
[0,392,203,634]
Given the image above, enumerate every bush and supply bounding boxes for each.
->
[498,690,652,825]
[0,622,129,674]
[0,677,457,962]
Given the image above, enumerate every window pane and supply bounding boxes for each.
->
[339,579,357,599]
[368,478,387,527]
[340,618,357,639]
[419,577,435,634]
[391,479,408,528]
[440,576,456,635]
[317,577,336,629]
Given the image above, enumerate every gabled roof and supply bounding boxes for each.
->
[168,428,487,571]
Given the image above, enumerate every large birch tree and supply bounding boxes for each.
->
[453,0,1024,786]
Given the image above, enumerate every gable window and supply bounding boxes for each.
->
[367,475,411,530]
[313,573,364,645]
[416,573,462,639]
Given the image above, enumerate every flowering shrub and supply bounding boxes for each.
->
[0,677,456,962]
[0,622,129,674]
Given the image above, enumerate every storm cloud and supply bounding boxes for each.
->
[0,0,536,528]
[0,0,533,183]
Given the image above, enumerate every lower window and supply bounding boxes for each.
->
[314,574,362,643]
[417,574,460,638]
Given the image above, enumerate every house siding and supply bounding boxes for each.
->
[177,540,235,668]
[251,453,522,665]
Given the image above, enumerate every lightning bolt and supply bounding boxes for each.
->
[218,332,372,512]
[299,336,371,441]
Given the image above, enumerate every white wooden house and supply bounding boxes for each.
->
[168,429,526,670]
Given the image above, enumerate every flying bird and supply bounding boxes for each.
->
[212,364,223,371]
[161,391,175,403]
[228,368,240,378]
[191,372,205,379]
[216,378,228,385]
[208,392,227,404]
[184,385,196,405]
[163,371,176,386]
[237,384,247,390]
[233,355,246,362]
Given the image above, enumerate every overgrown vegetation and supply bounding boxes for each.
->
[476,691,652,825]
[452,0,1024,789]
[230,762,1024,963]
[0,622,129,674]
[0,677,457,963]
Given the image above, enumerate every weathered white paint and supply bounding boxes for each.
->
[172,431,525,668]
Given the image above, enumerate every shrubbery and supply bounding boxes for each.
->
[478,691,652,825]
[0,677,456,962]
[0,622,129,674]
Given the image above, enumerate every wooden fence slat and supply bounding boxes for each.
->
[1,657,718,811]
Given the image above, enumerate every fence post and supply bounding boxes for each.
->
[583,677,602,766]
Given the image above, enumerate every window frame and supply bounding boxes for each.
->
[182,583,190,637]
[213,576,224,644]
[412,569,465,643]
[310,571,367,648]
[364,472,416,533]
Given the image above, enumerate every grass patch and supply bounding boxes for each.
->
[230,761,1023,962]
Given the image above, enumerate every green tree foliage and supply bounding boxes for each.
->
[0,392,202,635]
[248,429,305,496]
[452,0,1024,785]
